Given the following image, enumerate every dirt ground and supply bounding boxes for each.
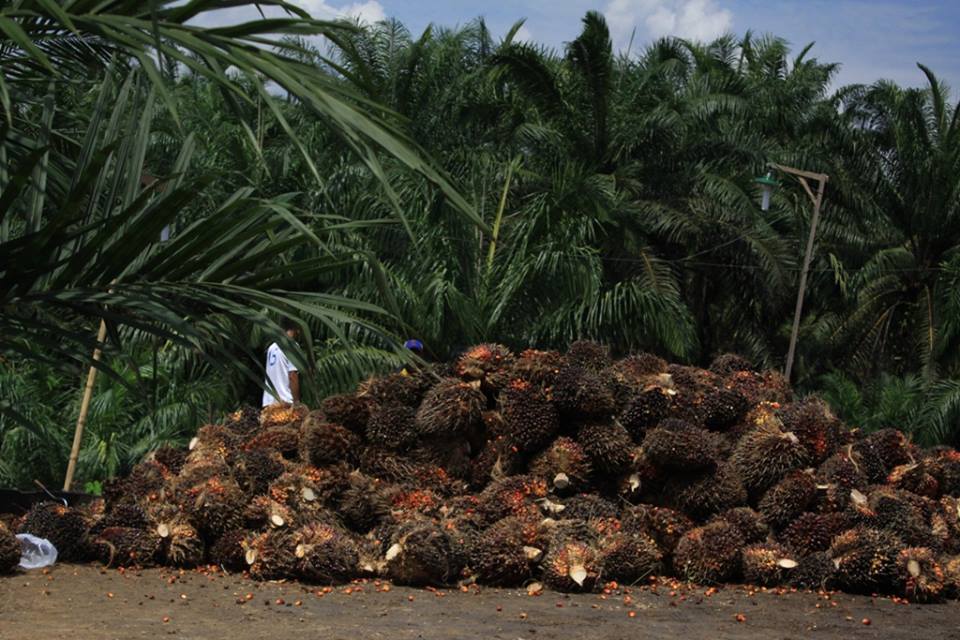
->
[2,565,959,640]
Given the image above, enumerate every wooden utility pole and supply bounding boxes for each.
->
[772,163,829,384]
[63,319,108,491]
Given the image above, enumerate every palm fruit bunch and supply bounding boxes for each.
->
[365,403,418,450]
[741,543,799,586]
[18,502,90,561]
[293,522,359,583]
[465,516,538,586]
[456,343,514,393]
[415,378,484,437]
[320,393,371,434]
[299,411,360,466]
[244,529,296,580]
[93,527,162,568]
[757,470,817,531]
[29,340,960,602]
[829,527,902,593]
[384,520,461,586]
[499,379,559,453]
[673,520,743,584]
[510,349,566,387]
[0,521,20,574]
[577,421,634,475]
[529,437,592,493]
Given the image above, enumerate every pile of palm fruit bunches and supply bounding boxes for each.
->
[3,341,960,603]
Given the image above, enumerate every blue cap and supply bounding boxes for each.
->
[403,339,424,352]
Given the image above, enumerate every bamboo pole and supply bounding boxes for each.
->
[63,318,108,491]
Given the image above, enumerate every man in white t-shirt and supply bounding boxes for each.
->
[262,318,301,406]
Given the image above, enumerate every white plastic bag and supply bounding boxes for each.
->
[16,533,58,569]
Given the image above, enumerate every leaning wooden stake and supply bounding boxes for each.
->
[63,318,108,491]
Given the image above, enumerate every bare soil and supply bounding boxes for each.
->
[1,565,959,640]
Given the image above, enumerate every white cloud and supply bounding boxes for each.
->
[604,0,733,49]
[294,0,385,23]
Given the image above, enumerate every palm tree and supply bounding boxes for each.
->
[832,65,960,379]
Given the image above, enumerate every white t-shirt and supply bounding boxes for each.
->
[262,342,298,406]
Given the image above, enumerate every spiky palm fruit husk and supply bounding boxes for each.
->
[18,502,90,561]
[244,425,300,459]
[183,477,245,541]
[225,405,261,436]
[358,371,432,407]
[598,530,663,583]
[781,512,852,554]
[673,520,744,584]
[456,343,515,391]
[732,421,809,496]
[712,508,769,544]
[726,370,791,406]
[156,520,205,568]
[337,472,390,533]
[231,447,286,496]
[320,393,371,434]
[709,353,755,376]
[851,429,914,483]
[93,527,161,567]
[209,529,247,571]
[298,412,359,466]
[560,494,619,521]
[789,552,836,590]
[741,543,799,586]
[476,475,549,524]
[887,462,940,498]
[365,402,418,451]
[388,488,444,522]
[777,399,841,465]
[577,421,634,475]
[406,438,473,480]
[867,487,934,547]
[542,537,601,592]
[176,448,232,491]
[829,527,902,594]
[529,437,592,493]
[292,522,359,583]
[260,402,308,428]
[360,447,459,496]
[551,366,616,421]
[619,388,673,441]
[944,556,960,596]
[700,388,750,431]
[93,502,151,534]
[116,460,172,504]
[509,349,567,387]
[758,470,817,531]
[466,517,537,586]
[926,447,960,496]
[415,378,485,438]
[150,446,188,475]
[566,339,612,372]
[896,547,945,602]
[385,520,461,586]
[468,436,521,490]
[268,467,345,520]
[498,379,559,453]
[602,354,668,406]
[667,463,749,520]
[189,424,242,459]
[640,420,721,471]
[0,521,20,574]
[621,505,694,555]
[244,530,296,581]
[931,496,960,553]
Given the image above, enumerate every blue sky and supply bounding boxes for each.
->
[197,1,960,91]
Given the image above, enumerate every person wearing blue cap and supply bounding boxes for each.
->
[400,339,424,375]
